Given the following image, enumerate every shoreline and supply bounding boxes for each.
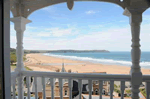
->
[42,53,150,69]
[24,53,150,74]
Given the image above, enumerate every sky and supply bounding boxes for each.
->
[10,2,150,51]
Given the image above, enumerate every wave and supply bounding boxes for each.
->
[43,53,150,68]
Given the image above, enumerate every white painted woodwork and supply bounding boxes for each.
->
[34,77,38,99]
[69,79,72,99]
[59,78,63,99]
[10,0,150,18]
[12,78,16,99]
[8,1,150,99]
[10,17,31,99]
[120,81,125,99]
[10,17,31,72]
[88,80,92,99]
[50,78,54,99]
[11,70,150,99]
[146,82,150,99]
[110,80,114,99]
[78,79,82,99]
[26,76,31,99]
[22,71,131,81]
[42,77,46,99]
[11,72,19,79]
[129,10,143,99]
[16,75,24,99]
[99,80,103,99]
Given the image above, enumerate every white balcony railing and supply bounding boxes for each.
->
[10,70,150,99]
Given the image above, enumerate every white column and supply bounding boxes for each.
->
[11,17,31,99]
[130,13,143,99]
[11,17,31,71]
[124,8,143,99]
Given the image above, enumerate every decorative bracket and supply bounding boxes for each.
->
[67,0,74,10]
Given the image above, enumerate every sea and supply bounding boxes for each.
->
[43,52,150,69]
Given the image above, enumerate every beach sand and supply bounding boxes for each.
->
[24,53,150,74]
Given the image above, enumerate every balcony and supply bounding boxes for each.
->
[11,70,150,99]
[1,0,150,99]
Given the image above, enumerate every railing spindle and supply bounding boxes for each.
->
[99,80,103,99]
[146,81,150,99]
[42,77,46,99]
[34,77,38,99]
[59,78,63,99]
[110,80,114,99]
[50,78,54,99]
[78,79,82,99]
[26,76,31,99]
[88,80,92,99]
[12,78,16,99]
[120,81,125,99]
[69,79,72,99]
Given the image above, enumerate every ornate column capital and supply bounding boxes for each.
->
[10,17,31,32]
[123,8,142,24]
[11,17,31,72]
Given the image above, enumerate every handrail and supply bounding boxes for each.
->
[22,71,131,81]
[142,75,150,81]
[11,71,150,81]
[11,71,150,99]
[11,71,19,79]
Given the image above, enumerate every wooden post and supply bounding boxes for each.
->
[11,17,31,99]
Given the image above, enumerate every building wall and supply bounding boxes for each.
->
[45,82,70,97]
[92,81,110,95]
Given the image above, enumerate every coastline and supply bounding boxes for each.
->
[24,53,150,74]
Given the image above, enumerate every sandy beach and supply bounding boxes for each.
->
[24,53,150,74]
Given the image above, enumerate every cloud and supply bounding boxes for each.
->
[45,27,79,37]
[41,7,56,13]
[10,21,150,51]
[42,6,69,20]
[37,33,51,37]
[85,10,98,14]
[119,20,126,22]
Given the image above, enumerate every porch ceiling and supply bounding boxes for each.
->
[10,0,150,18]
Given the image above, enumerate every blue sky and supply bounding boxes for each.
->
[10,2,150,51]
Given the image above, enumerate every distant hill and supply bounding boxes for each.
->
[10,48,109,53]
[10,48,30,54]
[24,49,109,53]
[10,48,16,53]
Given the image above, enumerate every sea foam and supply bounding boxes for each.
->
[43,53,150,68]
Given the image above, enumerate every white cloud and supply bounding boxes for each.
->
[10,21,150,51]
[41,6,56,13]
[85,10,97,14]
[45,27,78,37]
[37,33,51,37]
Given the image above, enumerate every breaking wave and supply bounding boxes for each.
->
[43,53,150,68]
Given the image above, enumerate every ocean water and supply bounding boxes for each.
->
[43,52,150,69]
